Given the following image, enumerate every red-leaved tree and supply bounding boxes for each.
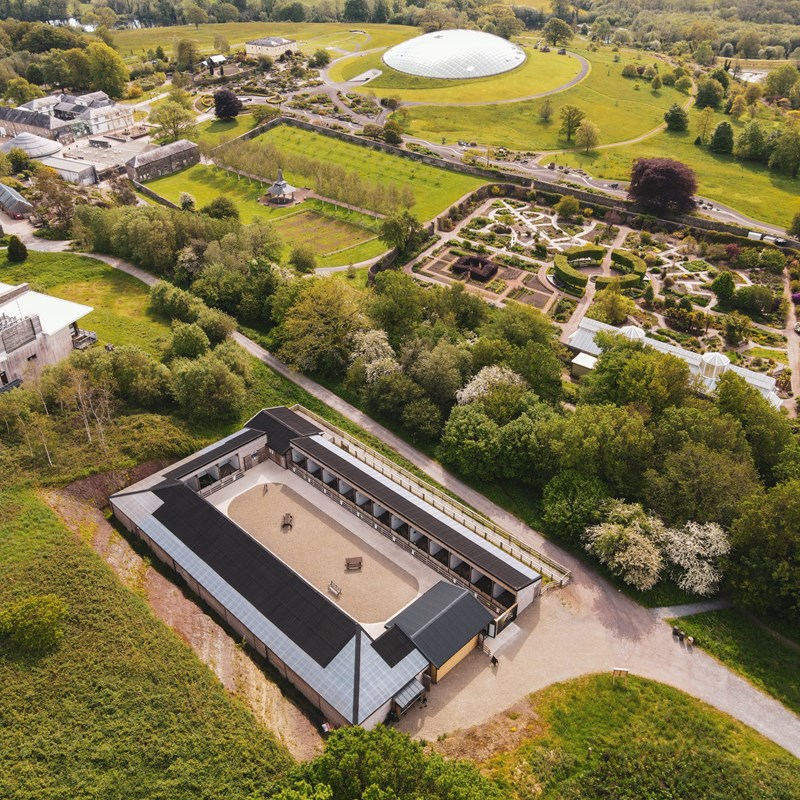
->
[628,157,698,215]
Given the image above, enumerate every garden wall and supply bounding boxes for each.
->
[132,180,179,209]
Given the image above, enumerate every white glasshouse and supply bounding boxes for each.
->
[382,30,526,80]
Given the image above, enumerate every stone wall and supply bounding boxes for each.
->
[131,180,179,209]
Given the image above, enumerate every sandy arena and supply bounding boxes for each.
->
[227,483,418,623]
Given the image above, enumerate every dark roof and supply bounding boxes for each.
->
[294,436,535,591]
[163,429,264,480]
[388,582,493,668]
[0,106,62,130]
[152,482,357,667]
[127,139,199,168]
[372,624,417,668]
[245,407,322,455]
[0,183,33,214]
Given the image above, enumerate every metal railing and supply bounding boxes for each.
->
[291,405,571,586]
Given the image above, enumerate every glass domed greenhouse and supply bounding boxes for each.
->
[382,30,526,80]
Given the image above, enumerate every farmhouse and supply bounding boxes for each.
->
[245,36,299,60]
[125,140,200,182]
[110,406,558,729]
[0,282,94,391]
[569,317,783,407]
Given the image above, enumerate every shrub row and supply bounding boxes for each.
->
[150,281,236,344]
[611,249,647,279]
[554,253,588,294]
[565,244,605,265]
[596,273,641,290]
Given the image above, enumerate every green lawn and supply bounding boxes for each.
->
[257,125,486,220]
[144,164,385,264]
[330,46,583,104]
[193,114,260,147]
[0,489,292,799]
[398,45,685,151]
[482,675,800,799]
[747,346,789,365]
[668,609,800,716]
[114,22,416,60]
[1,251,171,354]
[558,107,798,229]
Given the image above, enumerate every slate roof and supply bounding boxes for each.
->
[247,36,295,47]
[0,182,33,215]
[163,428,265,480]
[126,139,198,168]
[245,406,322,455]
[388,582,494,668]
[0,106,64,131]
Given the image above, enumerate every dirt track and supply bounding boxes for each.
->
[43,488,322,763]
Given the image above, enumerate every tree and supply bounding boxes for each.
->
[675,75,693,93]
[768,125,800,178]
[309,48,332,68]
[542,17,573,46]
[401,397,443,441]
[728,480,800,617]
[559,105,585,141]
[279,280,366,376]
[343,0,370,21]
[651,74,662,91]
[480,302,554,348]
[735,120,767,161]
[588,283,636,325]
[730,94,747,119]
[214,88,243,120]
[86,42,129,99]
[763,63,800,98]
[379,210,424,254]
[709,120,734,153]
[174,38,201,72]
[583,501,666,590]
[200,196,239,220]
[183,2,209,27]
[171,354,245,421]
[664,103,689,131]
[512,341,563,404]
[721,311,751,345]
[149,101,195,142]
[575,119,600,152]
[662,521,729,597]
[289,244,317,273]
[542,470,609,539]
[628,157,697,214]
[538,97,553,122]
[4,77,44,106]
[214,33,230,54]
[368,271,424,347]
[171,321,210,358]
[695,78,724,109]
[439,405,500,479]
[710,270,735,302]
[407,339,471,407]
[695,106,716,143]
[788,210,800,237]
[0,594,68,652]
[555,194,580,218]
[6,235,28,263]
[693,41,715,66]
[737,30,761,58]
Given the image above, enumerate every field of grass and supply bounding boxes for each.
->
[0,489,292,799]
[258,125,485,220]
[330,46,583,104]
[144,164,384,263]
[669,609,800,715]
[482,675,800,799]
[558,107,798,228]
[192,113,260,146]
[1,252,171,354]
[398,45,685,151]
[748,346,790,364]
[114,22,416,60]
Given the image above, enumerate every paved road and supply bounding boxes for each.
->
[42,249,795,758]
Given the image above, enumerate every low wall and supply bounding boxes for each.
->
[133,180,179,209]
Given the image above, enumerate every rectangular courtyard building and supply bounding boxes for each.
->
[245,36,299,60]
[110,407,563,728]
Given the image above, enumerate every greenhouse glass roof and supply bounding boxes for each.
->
[382,30,526,80]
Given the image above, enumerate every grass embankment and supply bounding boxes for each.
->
[481,675,800,799]
[114,22,415,60]
[257,125,486,220]
[144,164,385,265]
[1,251,171,353]
[668,609,800,715]
[330,46,583,103]
[0,489,292,800]
[558,106,797,229]
[399,45,684,151]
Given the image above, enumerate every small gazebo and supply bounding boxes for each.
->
[266,168,296,204]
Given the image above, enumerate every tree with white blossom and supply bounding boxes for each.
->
[662,521,729,596]
[456,365,526,406]
[351,330,400,383]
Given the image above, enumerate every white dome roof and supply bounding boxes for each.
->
[0,132,62,159]
[382,30,526,80]
[702,352,730,366]
[618,325,645,340]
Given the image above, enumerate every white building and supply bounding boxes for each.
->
[20,91,134,137]
[245,36,299,60]
[568,317,783,408]
[0,282,94,391]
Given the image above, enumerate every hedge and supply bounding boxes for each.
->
[596,273,641,290]
[554,253,588,294]
[566,245,605,265]
[611,249,647,279]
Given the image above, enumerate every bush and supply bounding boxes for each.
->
[6,235,27,263]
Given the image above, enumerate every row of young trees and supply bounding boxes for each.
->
[215,140,416,215]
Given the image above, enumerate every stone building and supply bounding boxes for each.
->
[125,140,200,182]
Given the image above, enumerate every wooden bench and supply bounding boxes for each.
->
[345,556,363,572]
[328,580,342,598]
[281,512,293,530]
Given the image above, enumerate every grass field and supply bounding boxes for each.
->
[114,22,416,60]
[482,675,800,799]
[558,107,798,228]
[0,489,292,800]
[329,46,583,104]
[193,113,260,146]
[398,45,685,151]
[1,252,171,354]
[257,125,485,220]
[668,609,800,716]
[144,164,383,263]
[748,346,790,364]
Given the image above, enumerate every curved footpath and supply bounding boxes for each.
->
[41,244,798,758]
